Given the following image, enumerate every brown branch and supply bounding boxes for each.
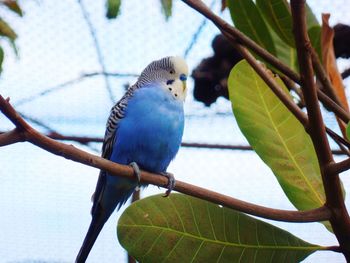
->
[311,48,345,110]
[291,0,350,259]
[182,0,350,148]
[328,158,350,175]
[0,95,331,223]
[181,0,350,132]
[1,130,349,155]
[181,0,300,83]
[318,89,350,123]
[0,129,24,146]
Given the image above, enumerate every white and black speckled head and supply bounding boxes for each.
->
[137,56,189,101]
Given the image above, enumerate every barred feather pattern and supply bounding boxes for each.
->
[102,84,137,159]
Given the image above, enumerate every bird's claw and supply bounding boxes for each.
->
[161,172,176,197]
[129,162,141,190]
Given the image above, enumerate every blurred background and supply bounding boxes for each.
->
[0,0,350,262]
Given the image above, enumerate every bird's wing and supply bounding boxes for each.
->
[91,85,137,215]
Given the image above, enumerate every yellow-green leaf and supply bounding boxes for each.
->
[118,194,321,262]
[228,60,332,231]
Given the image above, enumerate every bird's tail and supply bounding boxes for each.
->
[76,213,106,263]
[76,177,137,262]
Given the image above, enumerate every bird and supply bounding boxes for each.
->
[76,56,188,262]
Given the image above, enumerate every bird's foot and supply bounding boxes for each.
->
[161,172,176,197]
[129,162,141,191]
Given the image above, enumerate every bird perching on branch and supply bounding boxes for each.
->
[76,56,189,262]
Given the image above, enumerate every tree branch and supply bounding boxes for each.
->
[0,94,331,223]
[181,0,350,131]
[78,0,115,103]
[291,0,350,258]
[15,71,138,107]
[327,158,350,175]
[311,48,346,110]
[0,129,24,146]
[181,0,300,83]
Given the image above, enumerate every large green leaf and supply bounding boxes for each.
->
[118,194,321,262]
[256,0,294,47]
[227,0,276,56]
[228,60,331,228]
[106,0,121,19]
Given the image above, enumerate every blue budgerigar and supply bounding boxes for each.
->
[76,56,188,262]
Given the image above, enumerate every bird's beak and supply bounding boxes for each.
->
[182,81,187,92]
[179,74,187,92]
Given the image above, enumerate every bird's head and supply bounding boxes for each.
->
[138,56,189,101]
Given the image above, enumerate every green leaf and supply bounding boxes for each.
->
[106,0,121,19]
[268,23,297,72]
[227,0,276,56]
[256,0,294,47]
[1,0,23,17]
[308,26,322,62]
[228,60,332,231]
[118,194,320,262]
[0,18,17,41]
[160,0,172,21]
[0,46,4,73]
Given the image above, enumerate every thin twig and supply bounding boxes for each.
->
[0,130,347,155]
[78,0,115,103]
[183,0,216,58]
[15,71,138,107]
[318,89,350,123]
[0,95,331,223]
[311,48,345,110]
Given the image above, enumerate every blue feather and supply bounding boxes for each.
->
[76,83,184,262]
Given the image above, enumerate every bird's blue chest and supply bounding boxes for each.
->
[111,86,184,173]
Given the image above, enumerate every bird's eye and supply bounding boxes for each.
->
[170,69,175,74]
[168,87,172,91]
[166,80,174,85]
[175,94,178,97]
